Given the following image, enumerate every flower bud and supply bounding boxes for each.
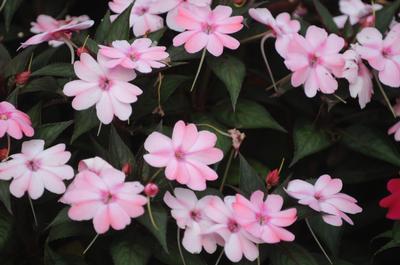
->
[266,169,280,190]
[15,71,31,86]
[0,148,8,161]
[144,183,159,198]
[121,163,133,175]
[76,47,89,57]
[233,0,246,7]
[229,129,245,155]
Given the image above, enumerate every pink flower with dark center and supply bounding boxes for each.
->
[205,196,260,262]
[164,188,221,254]
[0,140,73,199]
[99,38,169,73]
[232,191,297,243]
[284,26,345,97]
[20,14,93,49]
[61,167,147,234]
[0,101,34,140]
[341,49,373,109]
[355,24,400,87]
[249,8,300,57]
[63,53,142,124]
[143,120,223,190]
[334,0,382,29]
[286,174,362,226]
[172,5,244,56]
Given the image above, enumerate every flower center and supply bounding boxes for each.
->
[314,192,322,200]
[256,213,270,225]
[383,47,393,57]
[26,160,40,172]
[227,219,240,233]
[99,77,112,91]
[309,54,319,66]
[101,191,115,204]
[190,210,202,222]
[129,51,140,61]
[175,150,185,160]
[201,23,216,34]
[134,6,149,16]
[0,113,8,120]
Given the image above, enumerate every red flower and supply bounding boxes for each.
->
[15,71,31,86]
[266,169,280,190]
[380,179,400,220]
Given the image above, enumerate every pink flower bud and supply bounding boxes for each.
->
[76,47,89,57]
[144,183,159,198]
[0,148,8,161]
[233,0,246,7]
[266,169,280,190]
[121,163,133,175]
[15,71,31,86]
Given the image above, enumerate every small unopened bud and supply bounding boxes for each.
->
[15,71,31,86]
[233,0,246,7]
[266,169,280,190]
[144,183,159,198]
[121,163,133,175]
[229,129,245,155]
[0,148,8,161]
[76,47,89,57]
[361,15,375,28]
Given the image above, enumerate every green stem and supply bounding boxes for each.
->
[63,38,76,64]
[257,244,261,265]
[0,0,7,13]
[2,135,11,162]
[195,123,230,137]
[240,32,269,44]
[373,71,396,118]
[305,218,333,265]
[190,48,207,92]
[97,122,102,136]
[333,94,347,104]
[147,198,159,230]
[28,196,38,227]
[214,249,224,265]
[177,227,188,265]
[82,234,100,255]
[149,168,163,182]
[260,33,278,92]
[219,149,235,192]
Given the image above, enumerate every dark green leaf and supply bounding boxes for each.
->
[341,125,400,167]
[290,120,332,166]
[0,182,12,214]
[95,10,112,43]
[0,210,12,250]
[35,121,73,146]
[239,154,266,196]
[0,43,10,62]
[47,208,69,229]
[308,216,342,256]
[375,240,400,255]
[147,28,167,43]
[208,55,246,109]
[27,102,42,127]
[375,0,400,33]
[3,0,23,31]
[138,203,169,253]
[71,108,98,143]
[20,77,61,94]
[111,240,151,265]
[31,63,75,78]
[4,47,35,78]
[31,48,58,70]
[393,221,400,243]
[213,99,286,132]
[105,4,132,43]
[313,0,340,34]
[108,126,135,168]
[270,243,319,265]
[167,46,199,61]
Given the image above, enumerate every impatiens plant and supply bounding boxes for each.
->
[1,0,400,264]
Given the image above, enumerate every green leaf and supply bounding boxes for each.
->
[111,240,151,265]
[3,0,23,31]
[47,208,69,229]
[375,0,400,33]
[147,28,167,43]
[31,63,75,78]
[138,203,169,253]
[108,126,135,168]
[313,0,340,34]
[0,210,12,251]
[70,108,99,143]
[270,243,319,265]
[0,182,12,214]
[31,48,58,70]
[213,99,286,132]
[105,4,132,43]
[308,216,342,256]
[239,154,266,196]
[35,121,73,146]
[393,221,400,243]
[207,55,246,109]
[375,240,400,255]
[3,46,35,78]
[20,77,61,94]
[95,10,112,43]
[290,120,332,166]
[341,125,400,167]
[167,46,200,61]
[27,102,42,127]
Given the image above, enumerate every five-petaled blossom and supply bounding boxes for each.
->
[284,26,345,97]
[99,39,169,73]
[60,164,147,234]
[356,24,400,87]
[249,8,300,57]
[164,188,220,254]
[205,196,260,262]
[0,101,34,140]
[172,5,244,56]
[20,14,94,49]
[143,120,223,190]
[334,0,382,28]
[341,49,373,109]
[233,191,297,243]
[63,53,142,124]
[0,140,74,199]
[286,174,362,226]
[380,178,400,220]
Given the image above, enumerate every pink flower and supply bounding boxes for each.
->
[99,39,169,73]
[143,120,223,190]
[205,196,260,262]
[144,182,159,197]
[63,53,142,124]
[164,188,221,254]
[61,167,147,234]
[0,101,34,139]
[0,140,73,199]
[249,8,300,57]
[172,5,244,56]
[20,14,93,49]
[388,121,400,141]
[380,178,400,220]
[286,174,362,226]
[284,26,345,97]
[341,49,373,109]
[232,191,297,243]
[355,24,400,87]
[109,0,168,37]
[333,0,381,28]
